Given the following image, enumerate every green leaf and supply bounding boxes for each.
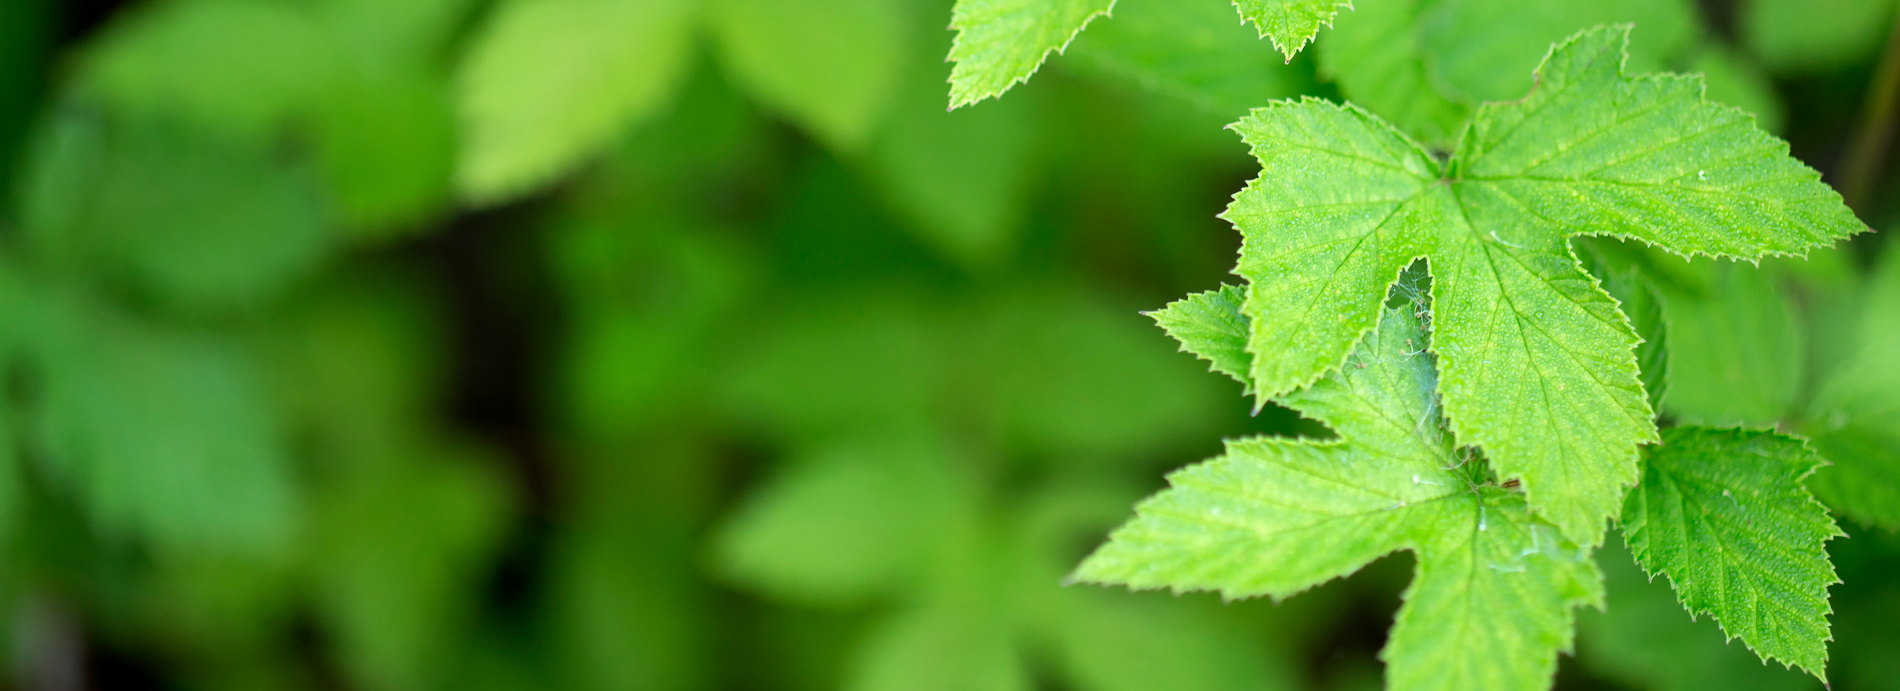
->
[1420,0,1698,103]
[1621,426,1841,678]
[1690,44,1786,135]
[846,604,1030,691]
[946,0,1114,109]
[1146,284,1251,394]
[312,69,455,235]
[1225,26,1861,544]
[714,435,959,605]
[709,0,908,151]
[1579,539,1818,691]
[1315,0,1467,147]
[1076,305,1603,691]
[455,0,695,203]
[1743,0,1898,73]
[26,289,296,553]
[1805,242,1900,531]
[1233,0,1353,59]
[868,56,1038,265]
[21,111,331,313]
[1658,262,1803,427]
[1578,245,1668,411]
[1063,0,1301,116]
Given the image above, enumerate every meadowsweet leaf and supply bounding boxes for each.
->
[1076,305,1603,691]
[1621,426,1841,678]
[1063,0,1300,116]
[1743,0,1898,73]
[455,0,695,203]
[709,0,908,151]
[946,0,1114,109]
[1225,26,1862,544]
[1146,284,1251,394]
[1233,0,1353,59]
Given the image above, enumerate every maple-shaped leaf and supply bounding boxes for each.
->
[1224,25,1862,546]
[1623,426,1842,679]
[1076,302,1604,691]
[946,0,1115,109]
[1236,0,1354,59]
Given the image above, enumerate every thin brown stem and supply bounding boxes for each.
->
[1839,5,1900,211]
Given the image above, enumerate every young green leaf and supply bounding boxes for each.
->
[1621,426,1841,679]
[1076,305,1603,691]
[1234,0,1353,59]
[1146,284,1251,394]
[946,0,1114,109]
[454,0,695,203]
[1225,26,1862,545]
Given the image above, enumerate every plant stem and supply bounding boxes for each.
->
[1839,5,1900,211]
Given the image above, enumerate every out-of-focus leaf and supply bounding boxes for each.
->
[1421,0,1698,102]
[1580,248,1669,411]
[0,0,51,210]
[20,112,331,313]
[972,286,1223,461]
[26,289,296,554]
[1063,0,1299,117]
[845,604,1030,691]
[709,0,907,151]
[311,438,512,690]
[714,435,962,605]
[868,62,1037,266]
[78,0,336,138]
[1579,539,1818,691]
[312,69,455,236]
[1690,44,1786,134]
[1043,591,1293,691]
[1315,0,1466,147]
[455,0,696,203]
[1806,243,1900,531]
[946,0,1114,109]
[313,0,475,65]
[721,292,947,436]
[1660,262,1803,427]
[1743,0,1898,73]
[549,528,708,691]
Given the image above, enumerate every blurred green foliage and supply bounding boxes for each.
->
[0,0,1896,690]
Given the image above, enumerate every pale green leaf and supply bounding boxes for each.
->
[946,0,1114,108]
[1743,0,1897,73]
[1658,262,1803,427]
[1622,426,1841,678]
[1232,0,1353,58]
[1315,0,1467,147]
[1146,284,1251,394]
[455,0,695,203]
[847,605,1030,691]
[1045,591,1295,691]
[1226,26,1861,544]
[1064,0,1301,116]
[1077,305,1602,691]
[709,0,908,151]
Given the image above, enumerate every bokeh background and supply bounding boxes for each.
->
[0,0,1897,689]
